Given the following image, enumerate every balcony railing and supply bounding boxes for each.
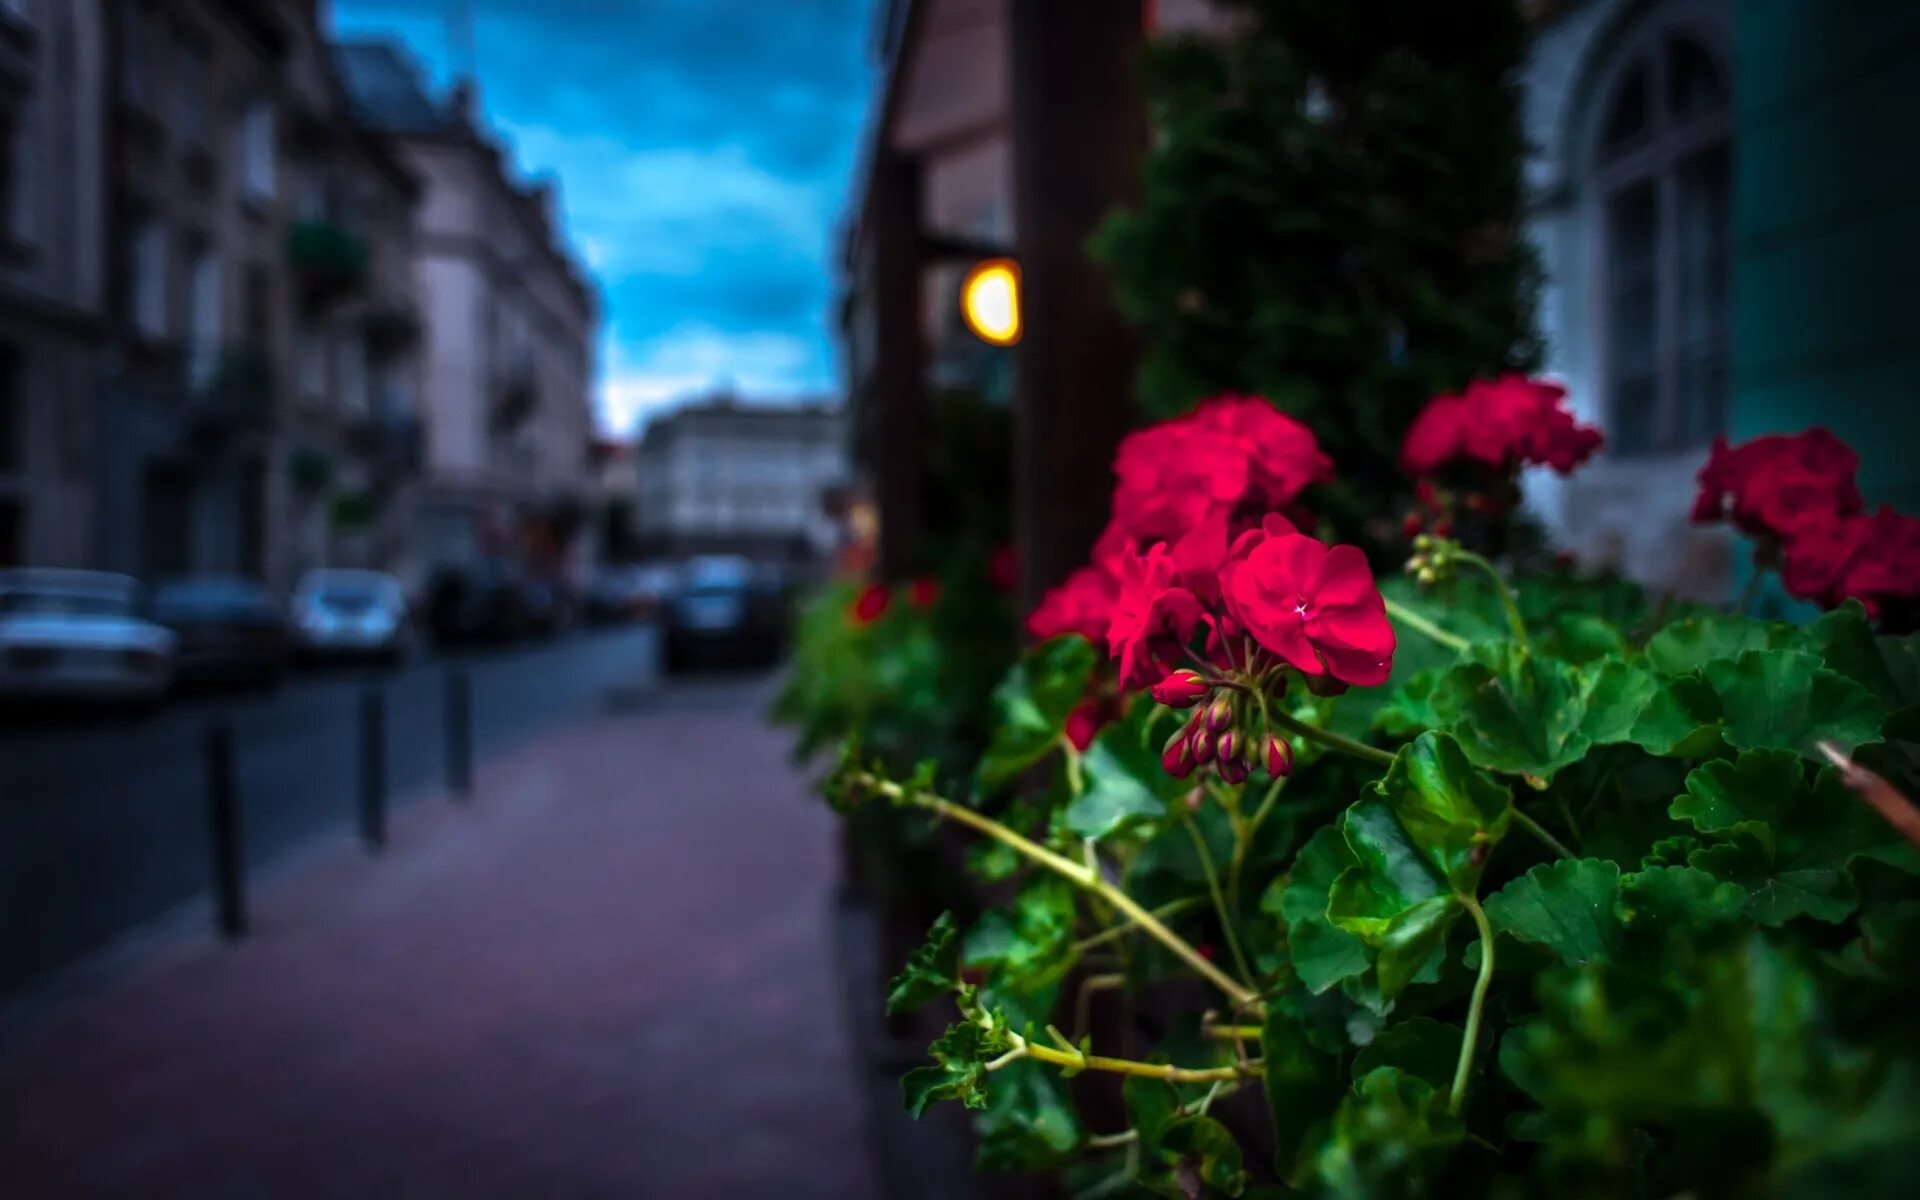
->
[287,220,370,303]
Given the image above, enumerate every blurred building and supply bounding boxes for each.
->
[335,41,600,587]
[88,0,426,589]
[0,0,107,567]
[591,435,637,562]
[632,394,846,564]
[1521,0,1920,598]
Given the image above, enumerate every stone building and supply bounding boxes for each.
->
[335,41,599,587]
[0,0,107,567]
[92,0,424,588]
[632,394,846,566]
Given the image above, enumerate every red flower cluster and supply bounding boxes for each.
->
[850,582,890,625]
[1401,375,1602,478]
[1026,396,1394,781]
[1694,429,1918,624]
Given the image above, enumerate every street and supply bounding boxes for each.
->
[0,669,881,1198]
[0,626,659,998]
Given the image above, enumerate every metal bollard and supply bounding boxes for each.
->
[359,686,387,851]
[205,720,247,939]
[445,667,472,799]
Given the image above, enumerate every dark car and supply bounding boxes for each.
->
[425,559,530,647]
[661,557,788,672]
[151,576,292,686]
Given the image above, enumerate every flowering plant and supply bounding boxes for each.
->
[1399,375,1602,538]
[824,400,1920,1197]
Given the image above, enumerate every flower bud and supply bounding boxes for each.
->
[1184,787,1204,813]
[1150,669,1209,709]
[1416,566,1437,587]
[1414,481,1437,505]
[1218,755,1250,785]
[1204,694,1234,733]
[1412,534,1433,552]
[1160,729,1197,779]
[1432,517,1455,538]
[1215,728,1238,764]
[1401,512,1422,539]
[1189,724,1215,762]
[1265,735,1294,778]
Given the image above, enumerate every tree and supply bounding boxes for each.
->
[1094,0,1540,539]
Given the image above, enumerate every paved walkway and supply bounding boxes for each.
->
[0,677,881,1199]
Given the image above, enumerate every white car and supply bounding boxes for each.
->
[291,569,414,663]
[0,569,177,704]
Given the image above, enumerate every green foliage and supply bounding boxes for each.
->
[1094,0,1540,527]
[827,580,1920,1196]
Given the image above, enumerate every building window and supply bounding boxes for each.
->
[175,31,211,149]
[1594,28,1731,458]
[124,213,168,339]
[239,96,275,203]
[183,236,221,386]
[0,109,17,248]
[295,324,326,406]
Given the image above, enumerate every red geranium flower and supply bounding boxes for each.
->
[1028,565,1118,645]
[850,583,890,625]
[1105,544,1203,690]
[1691,429,1862,542]
[1065,699,1106,752]
[1221,527,1395,687]
[1783,506,1920,623]
[908,577,941,609]
[1401,375,1601,479]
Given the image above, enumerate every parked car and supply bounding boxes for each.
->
[291,569,414,664]
[587,563,677,624]
[152,575,293,686]
[425,559,530,646]
[0,569,176,706]
[661,556,786,672]
[520,576,576,636]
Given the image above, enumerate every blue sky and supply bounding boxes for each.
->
[331,0,877,436]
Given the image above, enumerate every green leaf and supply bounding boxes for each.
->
[973,1058,1085,1170]
[1700,650,1883,759]
[1372,667,1443,738]
[1485,858,1622,966]
[1428,642,1590,780]
[1314,1067,1464,1199]
[1064,698,1183,839]
[978,636,1097,789]
[1628,673,1727,757]
[887,911,960,1016]
[1644,613,1791,675]
[902,1017,1008,1116]
[1279,825,1371,994]
[1328,733,1511,999]
[1158,1115,1248,1197]
[1671,750,1919,924]
[1263,1002,1343,1181]
[1351,1017,1462,1092]
[963,876,1079,994]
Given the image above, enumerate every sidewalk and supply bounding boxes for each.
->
[0,677,881,1199]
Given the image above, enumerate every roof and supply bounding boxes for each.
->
[333,41,453,135]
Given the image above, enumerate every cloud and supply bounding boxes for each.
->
[331,0,874,432]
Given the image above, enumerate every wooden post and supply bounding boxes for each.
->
[868,151,928,582]
[1009,0,1148,616]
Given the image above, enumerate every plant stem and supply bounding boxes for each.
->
[1267,708,1396,767]
[1450,897,1496,1112]
[1733,562,1767,615]
[1230,775,1287,903]
[1203,1025,1264,1041]
[1512,808,1575,860]
[1455,549,1530,654]
[1183,816,1257,990]
[857,772,1263,1013]
[1072,896,1209,954]
[1383,596,1471,654]
[1061,740,1086,796]
[1080,1081,1245,1153]
[1007,1031,1261,1084]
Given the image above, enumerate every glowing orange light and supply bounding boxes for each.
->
[960,258,1020,346]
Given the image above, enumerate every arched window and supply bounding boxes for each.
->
[1594,28,1731,457]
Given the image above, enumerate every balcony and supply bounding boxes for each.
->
[491,356,537,433]
[287,220,370,306]
[183,345,275,442]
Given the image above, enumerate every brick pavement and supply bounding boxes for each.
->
[0,677,882,1200]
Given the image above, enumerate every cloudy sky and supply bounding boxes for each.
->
[331,0,876,436]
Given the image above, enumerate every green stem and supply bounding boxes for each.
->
[1456,549,1530,654]
[1071,897,1209,954]
[1268,708,1396,767]
[1733,563,1767,616]
[1203,1024,1264,1041]
[856,773,1263,1013]
[1061,740,1086,796]
[1450,896,1496,1112]
[1230,775,1287,903]
[1007,1031,1261,1083]
[1183,816,1257,991]
[1383,596,1471,654]
[1513,808,1575,860]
